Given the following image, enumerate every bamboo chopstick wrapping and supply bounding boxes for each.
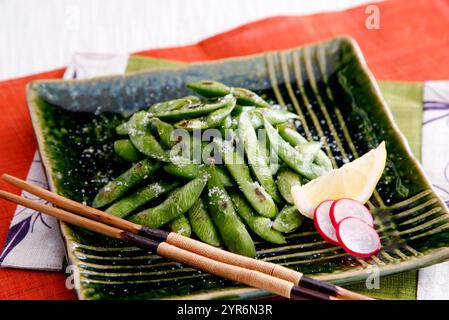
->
[0,188,335,300]
[1,174,371,300]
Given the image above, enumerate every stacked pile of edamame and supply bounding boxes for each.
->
[92,80,333,257]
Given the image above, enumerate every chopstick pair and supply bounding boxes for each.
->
[0,174,373,300]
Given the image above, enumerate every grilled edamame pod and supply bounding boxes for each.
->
[163,163,233,187]
[105,180,180,218]
[127,111,169,161]
[238,112,282,203]
[150,95,234,121]
[174,95,236,130]
[148,96,200,113]
[92,158,161,208]
[263,116,326,180]
[187,80,230,97]
[295,142,323,163]
[114,139,144,163]
[169,213,192,237]
[206,166,256,257]
[129,175,207,228]
[244,109,299,129]
[273,205,305,233]
[277,123,333,170]
[214,137,278,218]
[187,80,270,108]
[230,191,286,244]
[188,197,222,246]
[276,167,302,204]
[150,118,177,149]
[116,122,128,135]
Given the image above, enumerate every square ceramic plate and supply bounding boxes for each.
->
[27,37,449,300]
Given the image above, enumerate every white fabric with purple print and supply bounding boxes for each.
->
[418,81,449,300]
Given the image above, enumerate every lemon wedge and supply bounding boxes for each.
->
[291,141,387,219]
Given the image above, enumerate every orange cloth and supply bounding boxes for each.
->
[0,0,448,299]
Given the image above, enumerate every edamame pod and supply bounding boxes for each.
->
[230,191,286,244]
[174,96,236,130]
[214,137,278,218]
[163,163,233,187]
[231,87,271,108]
[169,213,192,237]
[187,80,271,108]
[273,205,305,233]
[151,95,234,121]
[114,139,144,163]
[105,180,179,218]
[276,167,302,204]
[92,158,161,208]
[277,123,333,170]
[295,141,322,163]
[148,96,200,113]
[263,117,326,180]
[116,123,128,135]
[150,118,177,148]
[238,112,282,203]
[129,175,207,228]
[188,197,222,246]
[187,80,231,97]
[246,109,299,129]
[127,111,169,161]
[206,166,256,257]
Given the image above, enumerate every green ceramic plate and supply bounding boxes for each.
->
[27,37,449,300]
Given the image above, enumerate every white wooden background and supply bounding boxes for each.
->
[1,0,445,300]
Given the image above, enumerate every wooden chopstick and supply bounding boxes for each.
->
[0,188,335,300]
[1,174,372,300]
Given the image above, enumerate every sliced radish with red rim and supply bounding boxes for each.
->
[313,200,339,245]
[336,217,381,258]
[330,198,373,228]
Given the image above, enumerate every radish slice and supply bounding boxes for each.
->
[336,217,381,258]
[330,198,373,228]
[314,200,339,245]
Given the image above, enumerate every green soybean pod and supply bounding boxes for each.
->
[263,117,326,180]
[187,80,270,108]
[215,137,278,218]
[246,109,299,129]
[188,197,222,247]
[273,205,305,233]
[206,166,256,257]
[127,111,169,162]
[276,167,302,204]
[152,95,234,121]
[187,80,231,97]
[277,123,333,171]
[105,180,180,218]
[230,191,286,244]
[114,139,144,163]
[150,118,176,149]
[238,112,282,203]
[231,87,271,108]
[148,96,201,113]
[92,158,161,208]
[163,162,233,187]
[295,142,322,163]
[116,122,129,135]
[129,175,207,228]
[232,105,255,117]
[174,96,236,131]
[169,214,192,237]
